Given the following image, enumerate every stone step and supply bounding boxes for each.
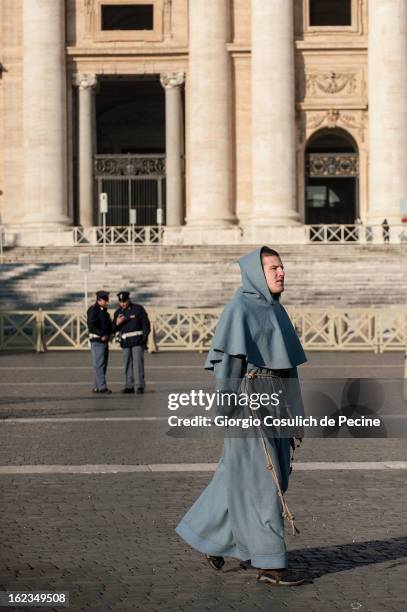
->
[1,247,406,309]
[3,244,407,264]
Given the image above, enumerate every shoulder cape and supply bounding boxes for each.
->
[205,247,307,370]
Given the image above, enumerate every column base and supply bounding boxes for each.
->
[250,212,301,226]
[184,216,237,229]
[20,213,72,228]
[162,224,307,245]
[5,224,74,247]
[241,223,306,245]
[165,225,242,245]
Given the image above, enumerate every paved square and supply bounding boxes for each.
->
[0,350,406,611]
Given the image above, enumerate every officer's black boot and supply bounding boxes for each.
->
[121,387,135,394]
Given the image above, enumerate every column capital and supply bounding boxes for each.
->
[160,72,185,89]
[73,73,98,90]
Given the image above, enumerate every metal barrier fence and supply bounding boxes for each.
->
[73,226,164,245]
[0,308,406,353]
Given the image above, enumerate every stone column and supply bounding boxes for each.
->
[22,0,70,226]
[186,0,235,227]
[368,0,407,223]
[75,74,97,227]
[251,0,299,224]
[160,72,185,226]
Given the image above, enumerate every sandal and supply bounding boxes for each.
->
[205,555,225,571]
[257,568,305,586]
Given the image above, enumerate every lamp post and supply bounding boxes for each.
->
[157,206,163,263]
[130,208,137,263]
[403,348,407,400]
[78,253,91,312]
[0,226,4,265]
[99,192,108,266]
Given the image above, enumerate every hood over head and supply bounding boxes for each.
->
[204,246,307,371]
[238,246,279,304]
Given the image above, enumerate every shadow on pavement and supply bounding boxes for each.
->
[288,536,407,578]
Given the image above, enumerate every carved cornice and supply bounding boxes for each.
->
[160,72,185,89]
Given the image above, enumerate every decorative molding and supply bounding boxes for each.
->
[325,109,340,128]
[160,72,185,89]
[297,66,367,107]
[297,109,367,144]
[94,155,166,177]
[306,113,325,131]
[306,72,358,96]
[163,0,172,39]
[84,0,97,35]
[73,73,98,90]
[307,153,359,177]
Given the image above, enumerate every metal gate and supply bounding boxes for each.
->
[94,154,166,226]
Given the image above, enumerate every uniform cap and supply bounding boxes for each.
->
[117,291,130,302]
[96,290,109,300]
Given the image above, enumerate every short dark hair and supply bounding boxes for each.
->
[260,246,280,259]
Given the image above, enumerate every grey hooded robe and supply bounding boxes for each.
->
[175,247,307,569]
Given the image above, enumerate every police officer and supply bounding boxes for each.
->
[87,290,112,394]
[113,291,151,394]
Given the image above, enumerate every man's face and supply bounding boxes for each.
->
[119,300,129,309]
[262,255,285,294]
[97,297,109,308]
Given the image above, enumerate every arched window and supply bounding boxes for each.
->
[309,0,351,27]
[305,129,359,225]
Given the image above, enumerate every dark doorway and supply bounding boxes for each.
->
[305,130,359,225]
[95,77,164,155]
[94,77,165,226]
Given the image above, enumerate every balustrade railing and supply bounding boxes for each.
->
[71,224,407,246]
[0,308,406,353]
[305,224,407,244]
[73,225,164,245]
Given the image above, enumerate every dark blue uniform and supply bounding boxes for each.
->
[113,302,150,348]
[87,302,112,391]
[113,301,151,392]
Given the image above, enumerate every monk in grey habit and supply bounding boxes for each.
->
[176,246,307,586]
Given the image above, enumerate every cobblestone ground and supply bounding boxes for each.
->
[0,351,406,612]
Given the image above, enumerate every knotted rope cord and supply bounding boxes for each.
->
[246,370,300,536]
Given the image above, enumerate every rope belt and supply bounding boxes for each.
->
[121,330,143,339]
[245,369,300,536]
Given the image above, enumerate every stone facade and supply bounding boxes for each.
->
[0,0,405,245]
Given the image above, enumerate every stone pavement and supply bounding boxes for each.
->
[0,350,406,611]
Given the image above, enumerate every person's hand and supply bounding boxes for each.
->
[117,315,126,325]
[101,335,109,342]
